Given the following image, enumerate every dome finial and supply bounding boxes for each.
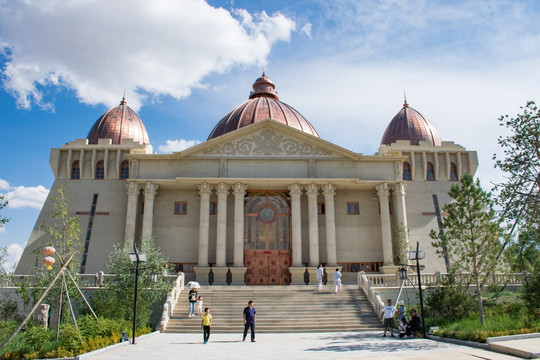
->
[403,90,409,108]
[120,88,127,105]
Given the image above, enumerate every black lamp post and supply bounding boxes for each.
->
[129,245,147,345]
[409,242,426,338]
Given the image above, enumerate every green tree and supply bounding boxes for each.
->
[0,195,8,230]
[88,231,171,328]
[430,173,505,325]
[504,225,540,273]
[32,185,82,324]
[493,101,540,235]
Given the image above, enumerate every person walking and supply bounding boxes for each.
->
[188,288,198,317]
[316,264,324,292]
[381,299,397,337]
[333,268,342,294]
[242,300,256,342]
[201,308,212,344]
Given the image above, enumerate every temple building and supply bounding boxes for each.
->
[15,73,478,285]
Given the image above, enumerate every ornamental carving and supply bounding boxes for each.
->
[394,161,403,180]
[202,129,332,157]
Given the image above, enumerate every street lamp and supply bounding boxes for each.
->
[409,242,426,338]
[129,245,147,345]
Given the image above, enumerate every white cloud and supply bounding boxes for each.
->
[0,179,49,210]
[0,0,296,111]
[4,243,24,273]
[0,179,9,191]
[301,23,312,38]
[158,139,202,153]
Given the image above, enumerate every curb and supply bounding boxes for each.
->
[487,332,540,344]
[427,335,489,350]
[76,331,161,360]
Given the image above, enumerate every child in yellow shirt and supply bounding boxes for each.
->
[201,308,212,344]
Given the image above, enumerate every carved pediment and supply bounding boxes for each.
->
[201,129,334,157]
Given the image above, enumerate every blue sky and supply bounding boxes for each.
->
[1,0,540,271]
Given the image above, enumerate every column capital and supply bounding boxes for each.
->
[376,183,389,198]
[391,183,406,197]
[322,183,336,197]
[306,183,319,197]
[216,182,230,196]
[126,181,140,195]
[288,183,303,197]
[233,182,247,196]
[144,181,158,196]
[198,182,212,196]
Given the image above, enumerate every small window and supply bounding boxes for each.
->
[403,162,411,181]
[347,202,359,215]
[426,162,435,181]
[209,202,217,215]
[120,160,129,179]
[71,160,80,180]
[317,203,325,215]
[450,162,458,181]
[96,160,105,179]
[174,202,188,215]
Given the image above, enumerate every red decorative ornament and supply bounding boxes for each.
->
[43,256,55,270]
[43,246,56,255]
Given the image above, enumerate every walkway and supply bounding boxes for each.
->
[79,331,526,360]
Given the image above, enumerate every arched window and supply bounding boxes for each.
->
[71,160,80,180]
[426,162,435,181]
[403,161,412,181]
[120,160,129,179]
[450,162,458,181]
[96,160,105,179]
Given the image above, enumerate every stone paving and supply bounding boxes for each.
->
[79,331,526,360]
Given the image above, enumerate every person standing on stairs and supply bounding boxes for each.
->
[316,264,324,292]
[333,268,342,294]
[242,300,256,342]
[188,288,198,317]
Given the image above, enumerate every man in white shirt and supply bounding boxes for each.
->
[380,299,397,337]
[333,268,342,294]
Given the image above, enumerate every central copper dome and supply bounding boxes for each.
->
[207,73,319,140]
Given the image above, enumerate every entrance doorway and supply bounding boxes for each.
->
[244,192,291,285]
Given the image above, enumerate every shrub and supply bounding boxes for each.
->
[425,283,475,320]
[58,323,83,352]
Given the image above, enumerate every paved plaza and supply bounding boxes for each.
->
[79,331,532,360]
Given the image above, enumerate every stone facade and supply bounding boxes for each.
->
[16,112,477,284]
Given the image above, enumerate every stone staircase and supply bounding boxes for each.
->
[162,285,382,333]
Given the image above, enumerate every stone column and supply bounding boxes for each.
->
[197,183,212,267]
[215,183,229,267]
[306,183,320,267]
[141,182,158,239]
[66,149,73,178]
[392,182,410,264]
[288,183,303,267]
[124,182,139,245]
[233,183,247,267]
[376,183,393,266]
[323,184,337,267]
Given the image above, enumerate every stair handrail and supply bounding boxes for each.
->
[358,271,385,322]
[159,272,184,331]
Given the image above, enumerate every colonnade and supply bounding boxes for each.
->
[124,180,409,280]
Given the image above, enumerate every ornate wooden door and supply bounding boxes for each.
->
[244,250,291,285]
[244,192,291,285]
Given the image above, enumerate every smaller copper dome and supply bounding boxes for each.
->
[208,73,318,139]
[87,98,150,145]
[381,100,442,146]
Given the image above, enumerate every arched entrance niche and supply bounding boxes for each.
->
[244,191,291,285]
